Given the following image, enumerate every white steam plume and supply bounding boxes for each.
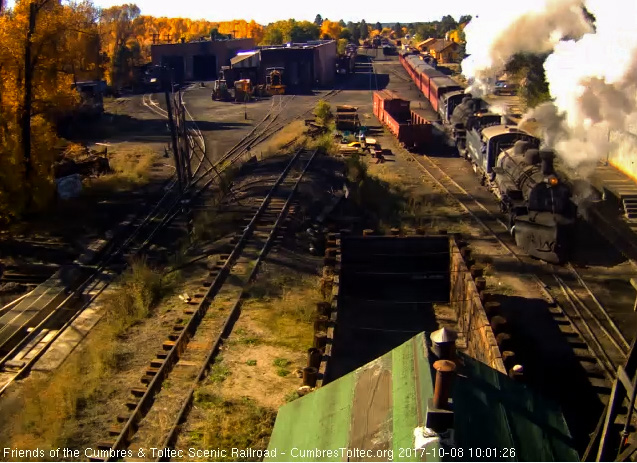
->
[462,0,637,178]
[462,0,593,96]
[542,0,637,175]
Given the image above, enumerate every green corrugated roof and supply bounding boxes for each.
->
[266,332,579,462]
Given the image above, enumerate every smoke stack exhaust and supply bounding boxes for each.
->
[539,150,555,175]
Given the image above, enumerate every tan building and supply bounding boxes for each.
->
[415,38,437,52]
[429,39,461,63]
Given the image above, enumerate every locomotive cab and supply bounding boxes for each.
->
[465,123,534,177]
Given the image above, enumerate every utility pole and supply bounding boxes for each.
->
[178,88,192,185]
[163,67,183,192]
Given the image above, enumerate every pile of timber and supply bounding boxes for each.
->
[335,106,360,131]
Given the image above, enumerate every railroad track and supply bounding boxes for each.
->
[409,151,628,381]
[0,83,339,398]
[0,90,213,395]
[367,55,630,387]
[404,149,637,457]
[91,147,319,462]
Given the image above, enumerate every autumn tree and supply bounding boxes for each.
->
[314,14,322,26]
[375,21,382,32]
[0,0,101,219]
[393,22,402,35]
[320,19,342,40]
[98,4,142,88]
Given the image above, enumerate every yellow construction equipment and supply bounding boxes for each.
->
[234,79,253,102]
[211,79,231,101]
[266,67,285,95]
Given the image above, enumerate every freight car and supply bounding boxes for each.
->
[399,51,461,117]
[373,90,431,150]
[494,141,576,263]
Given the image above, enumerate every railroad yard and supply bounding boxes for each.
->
[1,13,637,463]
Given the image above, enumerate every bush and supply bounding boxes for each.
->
[313,100,333,127]
[103,259,165,334]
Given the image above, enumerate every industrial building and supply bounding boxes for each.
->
[150,38,255,82]
[230,40,337,92]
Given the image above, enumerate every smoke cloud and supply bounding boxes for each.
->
[542,0,637,174]
[462,0,637,177]
[462,0,593,96]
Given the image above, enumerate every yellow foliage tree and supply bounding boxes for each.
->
[320,20,342,40]
[0,0,100,220]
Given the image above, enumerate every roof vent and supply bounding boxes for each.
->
[430,327,458,360]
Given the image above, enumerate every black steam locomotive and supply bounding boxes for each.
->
[494,142,576,263]
[398,52,577,263]
[450,99,576,263]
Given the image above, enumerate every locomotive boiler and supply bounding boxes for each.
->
[493,141,576,263]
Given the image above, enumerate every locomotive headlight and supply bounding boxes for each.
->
[547,177,559,186]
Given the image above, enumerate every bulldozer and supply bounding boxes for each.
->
[211,79,231,101]
[234,79,253,102]
[265,67,285,95]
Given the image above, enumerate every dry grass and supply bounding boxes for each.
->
[244,272,320,352]
[259,121,308,159]
[178,392,276,462]
[345,154,405,230]
[84,146,157,193]
[6,260,175,451]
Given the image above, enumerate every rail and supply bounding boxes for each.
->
[95,148,318,460]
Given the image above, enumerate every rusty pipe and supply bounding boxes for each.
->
[433,360,456,410]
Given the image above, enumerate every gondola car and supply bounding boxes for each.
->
[373,90,431,149]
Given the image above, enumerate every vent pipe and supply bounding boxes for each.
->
[539,150,555,175]
[432,360,457,410]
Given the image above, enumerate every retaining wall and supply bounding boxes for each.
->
[449,236,507,374]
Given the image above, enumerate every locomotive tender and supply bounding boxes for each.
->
[398,49,576,263]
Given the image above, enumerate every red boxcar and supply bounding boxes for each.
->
[373,90,431,149]
[429,76,463,113]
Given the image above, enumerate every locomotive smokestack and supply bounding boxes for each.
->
[539,150,555,175]
[524,148,540,165]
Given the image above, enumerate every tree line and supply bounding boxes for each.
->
[0,1,473,222]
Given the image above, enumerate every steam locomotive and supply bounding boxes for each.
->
[399,49,576,263]
[453,101,576,263]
